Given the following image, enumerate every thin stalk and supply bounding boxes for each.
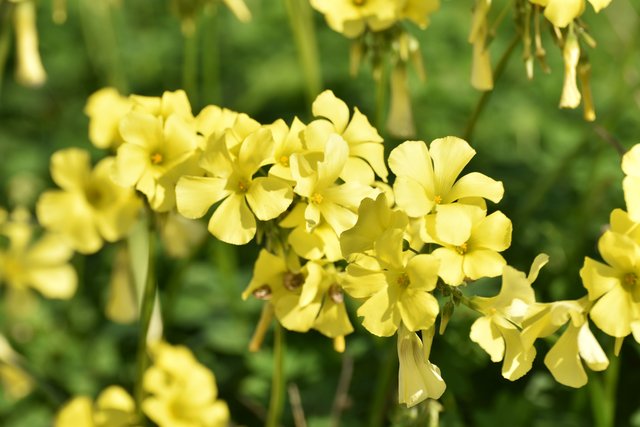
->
[0,3,12,100]
[463,34,520,143]
[266,322,286,427]
[367,340,397,427]
[134,225,157,424]
[283,0,322,105]
[374,63,389,133]
[201,5,220,106]
[183,26,199,107]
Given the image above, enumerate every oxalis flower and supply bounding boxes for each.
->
[389,137,504,218]
[424,203,512,286]
[55,386,137,427]
[0,209,77,299]
[37,148,141,254]
[176,128,293,245]
[342,228,440,337]
[309,0,398,38]
[529,0,612,28]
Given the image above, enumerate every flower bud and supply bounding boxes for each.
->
[13,1,47,87]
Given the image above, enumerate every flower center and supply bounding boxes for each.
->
[150,152,163,165]
[279,155,289,167]
[328,283,344,304]
[623,272,638,289]
[396,273,410,288]
[238,181,249,193]
[434,195,442,204]
[283,272,305,291]
[310,193,324,205]
[252,285,272,300]
[455,242,468,255]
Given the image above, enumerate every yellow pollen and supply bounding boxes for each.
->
[434,195,442,204]
[150,152,163,164]
[455,243,468,255]
[238,181,248,192]
[279,155,289,167]
[352,0,365,5]
[310,193,323,205]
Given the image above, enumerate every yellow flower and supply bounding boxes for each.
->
[291,134,377,235]
[389,137,504,218]
[397,324,445,407]
[470,255,548,380]
[622,144,640,222]
[142,342,229,427]
[131,90,195,123]
[529,0,611,28]
[521,298,608,388]
[55,386,137,427]
[267,117,306,183]
[37,149,141,254]
[176,129,293,245]
[0,335,33,401]
[309,0,398,38]
[243,250,352,336]
[84,88,133,150]
[468,0,493,90]
[305,90,388,184]
[113,110,201,212]
[196,105,261,149]
[343,229,440,336]
[0,209,77,299]
[580,229,640,341]
[280,203,343,262]
[340,193,409,259]
[425,204,512,286]
[400,0,440,29]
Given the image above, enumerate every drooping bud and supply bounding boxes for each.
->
[386,62,415,138]
[13,0,47,87]
[469,0,493,90]
[559,28,581,109]
[578,58,596,121]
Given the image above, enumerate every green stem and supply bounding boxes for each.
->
[0,2,12,100]
[134,225,157,424]
[266,322,286,427]
[183,27,199,107]
[463,34,520,143]
[201,4,220,106]
[367,340,397,427]
[588,349,620,427]
[374,64,388,133]
[283,0,322,105]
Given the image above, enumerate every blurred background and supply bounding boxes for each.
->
[1,0,640,426]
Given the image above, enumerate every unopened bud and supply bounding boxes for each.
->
[13,1,47,87]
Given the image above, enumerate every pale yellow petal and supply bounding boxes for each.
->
[433,204,474,246]
[393,176,433,217]
[544,323,586,387]
[429,136,475,196]
[246,177,293,221]
[357,289,400,337]
[469,210,512,251]
[470,316,504,362]
[175,176,229,219]
[27,265,77,299]
[544,0,585,27]
[578,322,608,372]
[398,290,439,332]
[208,194,256,245]
[432,247,465,286]
[589,285,633,337]
[388,140,434,195]
[312,90,350,133]
[446,172,504,204]
[463,249,506,280]
[50,148,91,191]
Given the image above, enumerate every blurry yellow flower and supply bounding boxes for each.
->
[343,229,440,336]
[622,144,640,222]
[113,110,200,212]
[529,0,611,28]
[0,209,77,299]
[13,0,46,86]
[84,88,133,150]
[131,89,194,123]
[223,0,252,22]
[291,134,377,235]
[37,149,141,254]
[142,342,229,427]
[196,104,261,148]
[470,255,548,380]
[468,0,493,90]
[309,0,398,38]
[425,204,512,286]
[400,0,440,29]
[397,324,445,407]
[580,229,640,342]
[305,90,388,183]
[158,210,207,259]
[0,335,33,401]
[55,386,137,427]
[389,138,504,218]
[176,129,293,245]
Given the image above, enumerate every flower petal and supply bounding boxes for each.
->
[246,177,293,221]
[176,176,229,219]
[208,194,256,245]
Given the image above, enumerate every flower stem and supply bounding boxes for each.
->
[367,340,397,427]
[201,4,221,106]
[463,34,520,143]
[589,349,620,427]
[283,0,322,105]
[183,27,199,107]
[266,322,286,427]
[134,223,157,423]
